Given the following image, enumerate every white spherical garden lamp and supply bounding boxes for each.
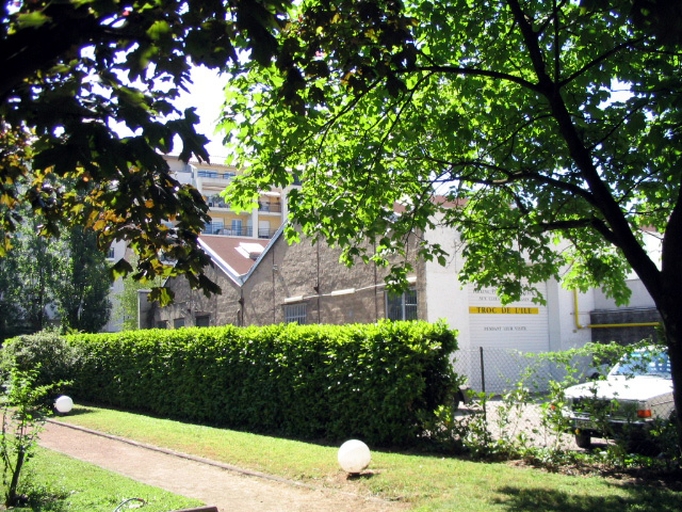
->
[337,439,371,474]
[54,395,74,414]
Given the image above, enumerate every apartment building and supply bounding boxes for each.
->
[106,155,289,331]
[165,156,287,240]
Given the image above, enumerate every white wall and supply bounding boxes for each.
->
[101,240,128,332]
[423,225,595,352]
[593,279,655,309]
[422,226,470,344]
[552,285,594,350]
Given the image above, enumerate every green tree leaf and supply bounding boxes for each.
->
[219,0,682,446]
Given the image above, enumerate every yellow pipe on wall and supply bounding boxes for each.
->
[572,289,660,330]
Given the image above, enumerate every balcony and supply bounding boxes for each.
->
[195,169,237,189]
[258,201,282,213]
[206,195,229,209]
[201,225,281,239]
[197,170,236,180]
[214,227,253,237]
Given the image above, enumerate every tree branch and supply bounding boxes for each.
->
[506,0,662,297]
[559,39,645,90]
[407,153,599,205]
[411,65,541,94]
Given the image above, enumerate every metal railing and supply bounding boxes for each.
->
[258,202,282,213]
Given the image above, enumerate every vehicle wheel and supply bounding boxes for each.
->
[451,389,467,412]
[626,433,659,456]
[452,395,460,411]
[575,431,592,449]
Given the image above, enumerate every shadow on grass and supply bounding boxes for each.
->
[494,482,682,512]
[20,482,70,512]
[52,406,96,418]
[347,470,379,481]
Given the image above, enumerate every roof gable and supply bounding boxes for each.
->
[199,235,270,284]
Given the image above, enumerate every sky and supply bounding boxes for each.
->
[175,66,230,161]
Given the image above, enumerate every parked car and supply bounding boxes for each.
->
[564,346,674,449]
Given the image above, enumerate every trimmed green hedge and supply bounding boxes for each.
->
[4,321,458,447]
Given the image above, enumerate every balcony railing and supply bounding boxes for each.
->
[205,198,282,213]
[202,226,280,239]
[196,170,236,180]
[214,227,252,237]
[206,197,229,209]
[258,202,282,213]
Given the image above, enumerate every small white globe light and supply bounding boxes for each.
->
[54,395,73,414]
[338,439,371,474]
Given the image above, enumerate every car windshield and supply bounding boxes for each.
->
[611,349,670,378]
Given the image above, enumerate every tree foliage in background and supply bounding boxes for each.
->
[0,0,297,303]
[0,210,58,339]
[114,253,164,331]
[2,0,679,305]
[220,0,682,448]
[53,226,113,333]
[0,207,112,341]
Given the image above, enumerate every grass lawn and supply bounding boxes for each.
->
[21,448,202,512]
[49,405,682,512]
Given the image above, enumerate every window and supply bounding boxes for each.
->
[195,315,210,327]
[174,317,185,329]
[203,220,224,235]
[284,303,307,324]
[231,219,243,236]
[258,220,270,238]
[386,289,418,321]
[106,246,115,260]
[206,194,227,208]
[156,320,167,329]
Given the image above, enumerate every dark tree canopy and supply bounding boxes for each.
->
[591,0,682,45]
[0,0,292,302]
[2,0,678,303]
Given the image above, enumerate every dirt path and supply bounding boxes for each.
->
[39,421,406,512]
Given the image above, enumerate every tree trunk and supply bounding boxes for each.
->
[6,445,25,507]
[657,299,682,455]
[661,322,682,455]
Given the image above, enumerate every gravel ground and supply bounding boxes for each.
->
[455,398,583,450]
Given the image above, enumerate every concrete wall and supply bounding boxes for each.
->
[422,227,470,342]
[152,230,426,328]
[590,307,661,345]
[590,275,659,345]
[422,225,593,353]
[152,262,242,328]
[241,234,408,326]
[554,287,595,351]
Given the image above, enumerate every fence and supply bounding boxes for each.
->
[453,347,586,395]
[451,346,676,453]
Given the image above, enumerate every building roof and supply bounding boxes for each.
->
[199,235,270,284]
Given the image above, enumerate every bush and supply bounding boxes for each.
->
[1,330,76,394]
[3,322,459,447]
